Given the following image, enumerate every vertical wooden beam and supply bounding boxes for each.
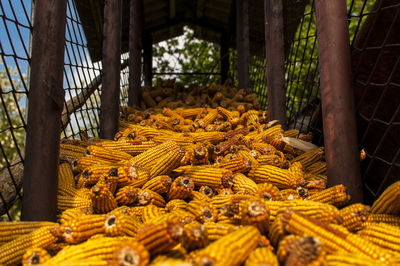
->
[128,0,143,107]
[220,33,229,84]
[315,0,363,203]
[264,0,287,126]
[100,0,122,139]
[143,34,153,86]
[21,0,67,221]
[236,0,250,91]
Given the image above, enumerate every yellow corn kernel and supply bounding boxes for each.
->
[306,184,350,207]
[248,164,304,189]
[256,183,282,201]
[245,247,279,266]
[183,166,233,189]
[149,147,185,178]
[191,191,212,202]
[117,164,149,187]
[187,200,218,223]
[218,157,252,173]
[202,222,238,241]
[269,214,288,247]
[60,213,106,243]
[340,203,371,232]
[371,181,400,215]
[22,248,51,266]
[324,252,385,266]
[142,175,172,195]
[187,226,260,266]
[0,227,58,265]
[137,189,166,207]
[60,143,86,162]
[181,222,209,251]
[115,186,140,205]
[58,162,75,187]
[95,171,119,194]
[142,204,166,224]
[168,176,194,201]
[104,212,141,238]
[232,173,258,195]
[136,220,185,255]
[165,199,188,213]
[90,183,118,213]
[358,223,400,253]
[86,145,133,162]
[253,124,283,143]
[197,108,218,128]
[57,186,92,212]
[362,214,400,228]
[129,140,179,168]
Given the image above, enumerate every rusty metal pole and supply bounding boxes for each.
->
[100,0,122,139]
[315,0,363,203]
[21,0,67,221]
[128,0,142,107]
[220,33,229,84]
[236,0,250,91]
[143,34,153,86]
[264,0,287,126]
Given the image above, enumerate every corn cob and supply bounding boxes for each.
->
[239,199,270,234]
[86,145,133,162]
[109,239,150,266]
[142,204,167,224]
[136,220,185,255]
[100,140,157,155]
[269,214,287,246]
[284,236,324,266]
[276,234,301,263]
[22,248,51,266]
[306,184,350,207]
[202,222,237,241]
[307,161,327,175]
[187,226,260,266]
[44,236,129,264]
[340,203,371,232]
[176,107,205,118]
[167,176,194,201]
[280,189,303,200]
[95,171,119,194]
[199,185,216,198]
[0,226,58,265]
[191,131,226,144]
[248,164,304,189]
[58,162,75,187]
[218,157,252,173]
[142,175,172,195]
[117,164,149,187]
[231,173,258,195]
[281,209,394,261]
[149,147,185,178]
[183,143,209,165]
[245,247,279,266]
[324,253,386,266]
[72,155,113,173]
[77,165,118,188]
[60,213,105,243]
[256,183,282,201]
[181,222,209,251]
[58,206,94,224]
[183,167,233,189]
[291,147,324,168]
[104,212,141,237]
[57,187,92,212]
[152,133,195,147]
[165,199,188,212]
[129,140,179,168]
[362,214,400,228]
[192,191,212,202]
[253,124,283,142]
[214,134,243,156]
[197,109,218,128]
[115,186,140,205]
[137,189,166,207]
[357,223,400,253]
[91,184,118,213]
[252,143,277,156]
[60,144,86,162]
[371,181,400,215]
[0,221,58,245]
[187,200,218,223]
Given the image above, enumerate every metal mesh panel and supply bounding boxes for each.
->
[0,0,129,220]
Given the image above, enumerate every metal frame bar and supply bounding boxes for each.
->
[100,0,122,139]
[128,0,143,107]
[264,0,287,126]
[236,0,250,91]
[21,0,67,221]
[143,34,153,86]
[315,0,363,203]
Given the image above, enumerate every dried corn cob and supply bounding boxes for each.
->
[129,140,179,168]
[284,236,324,266]
[324,252,385,266]
[137,189,166,207]
[0,221,58,245]
[248,164,304,189]
[340,203,371,232]
[115,186,140,205]
[104,212,141,237]
[269,214,287,247]
[276,234,301,263]
[117,164,149,187]
[245,247,279,266]
[357,223,400,253]
[22,248,51,266]
[187,200,218,223]
[58,162,75,187]
[91,184,118,213]
[76,165,118,188]
[0,226,58,265]
[149,147,185,178]
[57,187,92,212]
[256,183,282,201]
[165,199,188,212]
[199,185,215,198]
[142,175,172,195]
[187,226,260,266]
[136,220,185,255]
[167,176,194,201]
[231,173,258,195]
[181,222,209,251]
[280,189,303,200]
[60,213,105,244]
[86,145,133,162]
[218,157,252,173]
[197,109,218,128]
[72,155,113,173]
[306,184,350,207]
[239,199,270,234]
[60,144,86,162]
[142,204,166,224]
[192,191,212,202]
[291,147,324,168]
[371,181,400,215]
[109,239,150,266]
[182,167,233,189]
[362,214,400,227]
[100,140,157,156]
[58,207,94,224]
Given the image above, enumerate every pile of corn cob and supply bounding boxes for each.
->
[2,96,400,265]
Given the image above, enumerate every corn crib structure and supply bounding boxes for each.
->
[0,0,399,265]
